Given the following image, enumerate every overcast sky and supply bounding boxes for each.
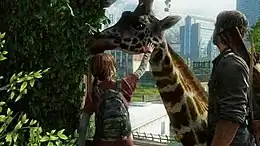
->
[126,0,236,19]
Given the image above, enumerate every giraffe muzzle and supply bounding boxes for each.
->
[89,37,118,54]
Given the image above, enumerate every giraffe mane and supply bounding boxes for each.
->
[167,44,208,105]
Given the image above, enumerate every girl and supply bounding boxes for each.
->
[79,43,155,146]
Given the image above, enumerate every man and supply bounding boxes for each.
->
[208,10,254,146]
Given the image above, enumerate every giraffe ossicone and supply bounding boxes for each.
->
[90,0,208,145]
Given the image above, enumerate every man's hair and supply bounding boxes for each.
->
[215,10,248,37]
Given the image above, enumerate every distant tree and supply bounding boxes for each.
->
[250,19,260,52]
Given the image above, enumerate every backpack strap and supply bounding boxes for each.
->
[116,79,129,109]
[116,79,122,90]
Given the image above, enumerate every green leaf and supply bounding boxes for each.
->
[5,133,12,143]
[25,76,33,81]
[20,81,28,92]
[23,119,29,124]
[37,69,42,73]
[0,101,5,106]
[51,130,56,134]
[38,127,43,133]
[0,32,5,39]
[0,115,6,122]
[34,72,42,78]
[13,133,18,142]
[10,74,16,83]
[43,68,50,73]
[47,142,54,146]
[22,88,27,94]
[57,129,65,135]
[0,55,7,61]
[50,135,58,141]
[17,78,25,83]
[7,108,12,115]
[57,133,68,140]
[2,51,8,55]
[40,136,49,142]
[6,117,12,124]
[17,72,23,77]
[30,79,35,87]
[55,141,62,146]
[10,91,15,99]
[15,94,22,102]
[21,114,27,123]
[14,121,23,130]
[0,126,4,133]
[10,85,16,90]
[30,120,37,125]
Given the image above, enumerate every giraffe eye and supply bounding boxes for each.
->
[133,22,145,30]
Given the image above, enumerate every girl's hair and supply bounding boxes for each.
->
[90,53,117,97]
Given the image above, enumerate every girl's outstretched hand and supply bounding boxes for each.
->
[145,42,155,53]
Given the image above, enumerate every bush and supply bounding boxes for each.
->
[251,20,260,52]
[0,0,108,133]
[0,32,78,146]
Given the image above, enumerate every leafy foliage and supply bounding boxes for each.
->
[0,32,77,146]
[250,19,260,52]
[0,0,109,133]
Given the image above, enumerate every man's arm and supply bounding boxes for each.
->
[211,57,249,146]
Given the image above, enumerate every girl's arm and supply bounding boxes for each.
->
[133,43,154,79]
[78,112,91,146]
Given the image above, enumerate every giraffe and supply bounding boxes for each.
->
[90,0,208,145]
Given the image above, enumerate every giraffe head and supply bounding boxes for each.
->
[90,0,181,54]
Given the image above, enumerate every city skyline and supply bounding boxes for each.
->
[237,0,260,26]
[111,0,236,19]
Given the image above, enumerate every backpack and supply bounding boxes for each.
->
[94,79,131,140]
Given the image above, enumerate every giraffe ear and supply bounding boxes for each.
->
[159,16,181,31]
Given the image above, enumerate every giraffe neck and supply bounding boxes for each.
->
[150,41,208,146]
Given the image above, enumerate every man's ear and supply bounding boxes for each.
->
[159,15,181,31]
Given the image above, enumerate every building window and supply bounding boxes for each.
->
[161,121,165,135]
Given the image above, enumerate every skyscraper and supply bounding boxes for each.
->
[180,15,217,62]
[237,0,260,26]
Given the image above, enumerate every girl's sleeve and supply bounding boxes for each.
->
[133,53,151,79]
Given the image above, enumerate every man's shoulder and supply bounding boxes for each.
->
[219,52,249,71]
